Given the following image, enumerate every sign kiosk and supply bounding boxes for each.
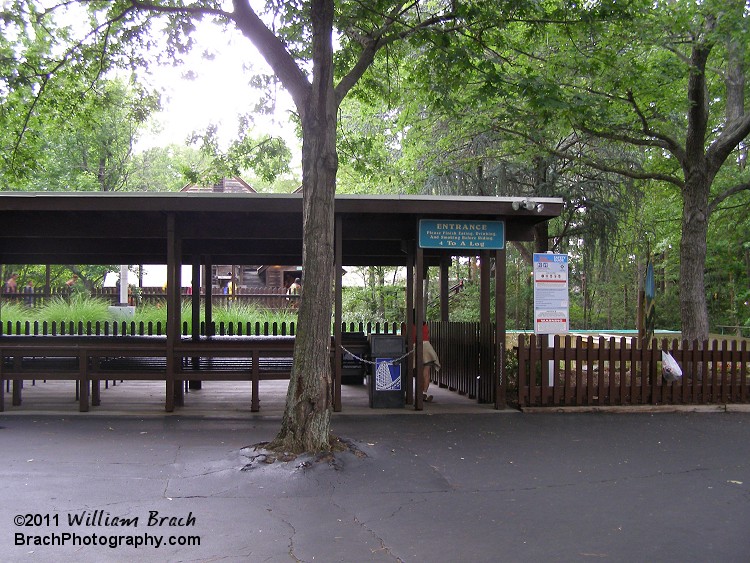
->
[533,253,569,386]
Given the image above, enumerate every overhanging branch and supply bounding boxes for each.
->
[708,180,750,215]
[493,124,685,189]
[335,6,461,104]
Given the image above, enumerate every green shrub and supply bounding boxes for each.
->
[0,301,32,333]
[133,300,168,326]
[34,294,111,325]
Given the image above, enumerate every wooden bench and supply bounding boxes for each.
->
[0,333,369,413]
[1,336,169,412]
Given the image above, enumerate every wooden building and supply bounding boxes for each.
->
[0,191,563,411]
[180,177,301,294]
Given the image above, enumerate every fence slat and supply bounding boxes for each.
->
[721,340,729,404]
[563,335,573,406]
[518,334,528,406]
[741,341,748,403]
[607,337,616,405]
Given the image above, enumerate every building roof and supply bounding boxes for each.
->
[0,192,563,267]
[180,177,256,193]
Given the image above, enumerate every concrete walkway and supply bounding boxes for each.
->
[1,381,749,562]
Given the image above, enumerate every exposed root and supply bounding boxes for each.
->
[240,434,366,471]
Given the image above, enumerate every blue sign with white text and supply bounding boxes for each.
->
[419,219,505,250]
[375,359,401,391]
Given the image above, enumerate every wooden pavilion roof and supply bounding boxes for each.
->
[0,192,563,267]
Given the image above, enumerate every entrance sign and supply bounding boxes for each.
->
[419,219,505,250]
[533,253,569,334]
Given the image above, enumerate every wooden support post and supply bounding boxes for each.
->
[191,258,201,338]
[480,250,491,325]
[12,381,22,406]
[189,256,202,390]
[251,350,260,412]
[45,265,51,307]
[333,214,343,412]
[12,356,21,406]
[165,213,177,412]
[415,243,425,410]
[439,255,450,322]
[92,376,101,407]
[405,246,414,406]
[0,353,4,411]
[174,236,184,407]
[79,350,89,412]
[204,258,213,337]
[495,247,507,409]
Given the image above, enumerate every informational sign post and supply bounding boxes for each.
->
[419,219,505,250]
[534,253,569,387]
[533,253,569,335]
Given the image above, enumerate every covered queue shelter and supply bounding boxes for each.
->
[0,192,563,412]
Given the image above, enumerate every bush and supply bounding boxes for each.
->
[33,294,111,326]
[0,301,31,333]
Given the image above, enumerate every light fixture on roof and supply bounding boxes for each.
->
[512,199,544,213]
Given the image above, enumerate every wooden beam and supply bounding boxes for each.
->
[165,214,176,412]
[495,247,507,409]
[480,250,491,325]
[405,244,414,406]
[204,258,213,337]
[334,215,343,412]
[439,255,450,322]
[415,243,425,411]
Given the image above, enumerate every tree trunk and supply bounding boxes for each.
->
[268,0,338,453]
[678,38,712,344]
[534,221,549,253]
[679,169,710,342]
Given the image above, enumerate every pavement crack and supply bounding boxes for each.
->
[277,515,300,562]
[331,500,403,562]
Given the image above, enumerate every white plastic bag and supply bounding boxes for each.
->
[662,351,682,382]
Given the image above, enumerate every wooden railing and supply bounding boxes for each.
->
[7,323,746,412]
[517,334,750,408]
[1,320,407,337]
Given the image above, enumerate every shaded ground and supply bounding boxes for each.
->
[1,410,749,562]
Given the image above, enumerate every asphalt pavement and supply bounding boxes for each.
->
[1,382,749,562]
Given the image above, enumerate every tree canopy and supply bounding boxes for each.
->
[334,0,750,342]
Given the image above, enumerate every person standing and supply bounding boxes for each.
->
[286,277,301,308]
[414,321,441,402]
[23,279,34,306]
[4,272,18,293]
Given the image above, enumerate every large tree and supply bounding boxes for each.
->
[569,1,750,342]
[3,0,480,452]
[487,0,750,342]
[355,0,750,341]
[221,1,464,451]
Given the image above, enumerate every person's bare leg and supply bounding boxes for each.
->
[423,366,432,401]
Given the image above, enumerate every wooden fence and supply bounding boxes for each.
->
[0,320,405,338]
[429,321,495,403]
[518,333,750,408]
[10,317,745,409]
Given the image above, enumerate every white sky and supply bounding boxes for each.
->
[136,20,300,157]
